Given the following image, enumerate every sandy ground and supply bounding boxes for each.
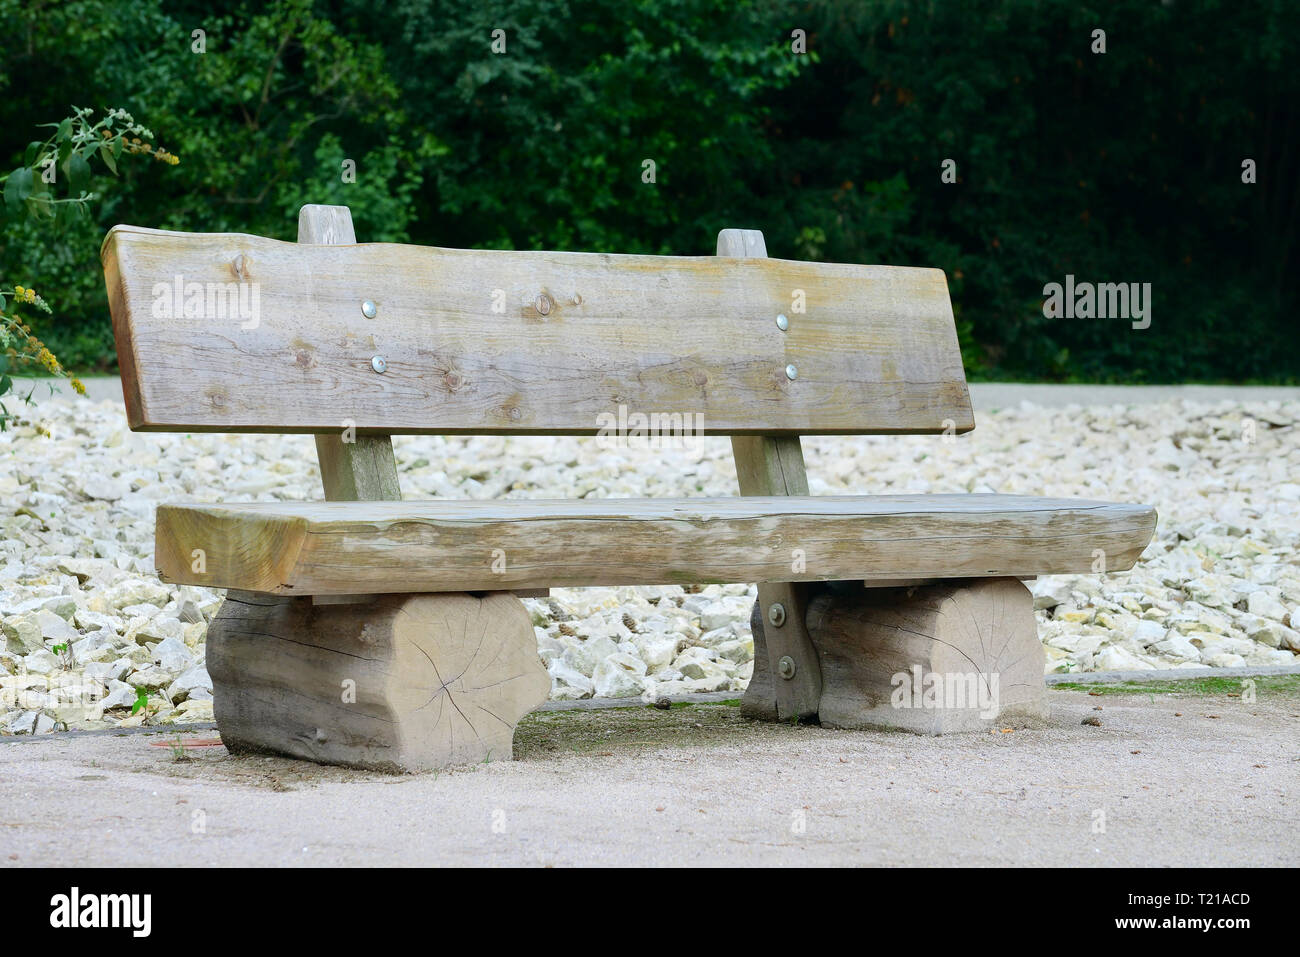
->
[3,682,1296,867]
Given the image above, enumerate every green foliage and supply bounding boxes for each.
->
[0,0,1295,381]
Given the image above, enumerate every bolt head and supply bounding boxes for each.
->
[776,313,789,331]
[370,355,387,374]
[768,602,787,627]
[361,300,377,319]
[785,364,798,381]
[777,656,796,680]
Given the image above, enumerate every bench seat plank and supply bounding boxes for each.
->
[157,494,1156,595]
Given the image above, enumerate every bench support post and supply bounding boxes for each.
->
[753,577,1049,733]
[207,590,550,771]
[718,228,824,721]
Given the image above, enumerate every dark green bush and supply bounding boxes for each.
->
[1,0,1295,381]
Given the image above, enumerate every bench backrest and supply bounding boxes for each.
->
[102,209,972,437]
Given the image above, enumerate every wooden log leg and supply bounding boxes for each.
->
[806,577,1049,734]
[741,598,778,720]
[207,589,550,772]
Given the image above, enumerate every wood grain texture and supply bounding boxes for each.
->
[806,578,1049,733]
[297,207,406,504]
[721,228,822,721]
[101,224,973,435]
[206,590,550,771]
[296,206,405,504]
[154,494,1158,595]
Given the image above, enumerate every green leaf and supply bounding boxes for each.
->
[100,144,118,175]
[3,167,33,212]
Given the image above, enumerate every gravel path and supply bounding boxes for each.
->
[2,389,1298,734]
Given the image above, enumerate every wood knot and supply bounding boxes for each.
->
[535,293,553,316]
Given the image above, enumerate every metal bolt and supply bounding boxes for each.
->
[535,293,552,316]
[777,656,796,680]
[785,364,798,380]
[776,313,789,331]
[361,300,377,319]
[370,355,387,374]
[768,603,786,627]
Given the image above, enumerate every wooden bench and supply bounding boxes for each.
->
[101,204,1157,770]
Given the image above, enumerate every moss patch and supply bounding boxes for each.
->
[514,703,761,759]
[1051,674,1300,697]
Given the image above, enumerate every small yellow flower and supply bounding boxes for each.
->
[70,378,87,396]
[14,285,24,296]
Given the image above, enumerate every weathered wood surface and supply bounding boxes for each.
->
[101,224,972,435]
[722,227,822,721]
[206,590,550,771]
[298,206,405,505]
[155,494,1157,594]
[806,578,1049,733]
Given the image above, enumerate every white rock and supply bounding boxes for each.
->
[127,667,172,691]
[714,637,754,663]
[126,616,184,646]
[560,635,619,677]
[1152,633,1200,660]
[150,636,194,674]
[1279,625,1300,653]
[1247,590,1289,622]
[698,596,752,631]
[698,625,739,648]
[168,698,214,722]
[177,600,204,624]
[35,608,78,642]
[166,663,212,702]
[81,477,131,501]
[1030,578,1074,610]
[73,608,124,633]
[5,710,39,734]
[592,653,646,697]
[23,649,60,675]
[1093,645,1154,671]
[547,659,594,699]
[98,679,139,711]
[71,629,120,663]
[1,615,44,655]
[1129,619,1167,647]
[102,579,171,610]
[83,659,133,683]
[630,633,679,672]
[1203,652,1246,668]
[673,646,732,680]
